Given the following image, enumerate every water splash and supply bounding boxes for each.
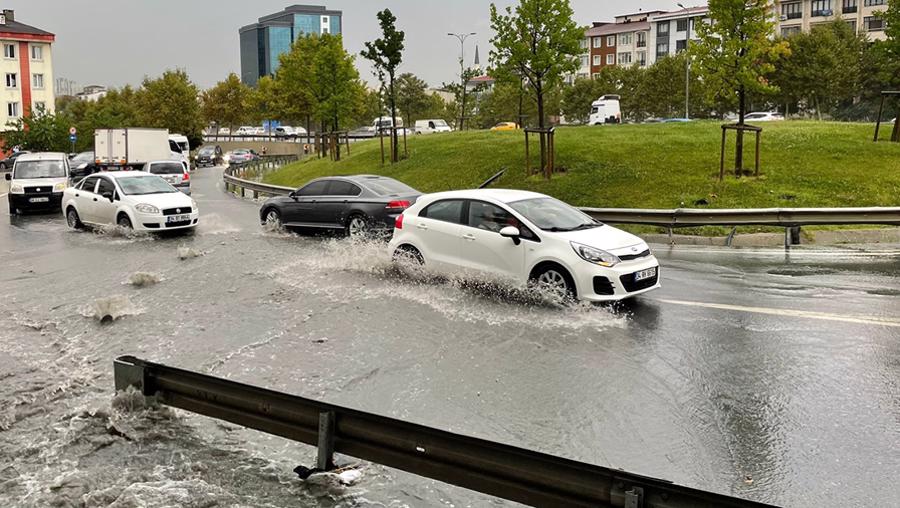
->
[83,295,141,323]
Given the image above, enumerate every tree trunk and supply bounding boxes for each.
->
[536,82,546,176]
[517,82,524,128]
[460,87,468,131]
[735,86,745,177]
[389,77,399,163]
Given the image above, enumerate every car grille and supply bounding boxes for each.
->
[162,207,192,216]
[165,220,192,228]
[619,249,651,261]
[592,276,615,295]
[620,271,659,292]
[25,186,53,195]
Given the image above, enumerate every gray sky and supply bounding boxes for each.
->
[9,0,680,90]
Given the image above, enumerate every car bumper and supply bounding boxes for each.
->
[571,255,661,302]
[135,211,199,231]
[9,192,63,212]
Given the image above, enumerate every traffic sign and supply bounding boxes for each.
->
[69,127,77,135]
[69,134,77,142]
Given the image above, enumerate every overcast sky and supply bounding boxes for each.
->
[9,0,681,91]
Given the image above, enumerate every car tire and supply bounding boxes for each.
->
[66,207,84,229]
[345,214,369,239]
[529,264,577,301]
[393,244,424,266]
[117,213,133,230]
[263,208,283,230]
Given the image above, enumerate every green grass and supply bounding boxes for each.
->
[265,121,900,211]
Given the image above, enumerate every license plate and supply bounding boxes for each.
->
[634,267,657,282]
[29,197,50,203]
[167,214,191,223]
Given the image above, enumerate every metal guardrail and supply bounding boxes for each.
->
[222,155,297,199]
[113,356,775,508]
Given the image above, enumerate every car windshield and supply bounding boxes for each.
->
[117,175,177,195]
[363,178,417,196]
[71,152,94,164]
[508,197,600,232]
[199,147,215,155]
[13,160,67,179]
[148,162,184,175]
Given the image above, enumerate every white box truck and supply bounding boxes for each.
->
[94,128,172,169]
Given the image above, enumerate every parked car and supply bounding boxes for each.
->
[68,151,99,179]
[62,171,198,232]
[259,175,421,238]
[6,152,70,215]
[0,150,31,170]
[589,95,622,125]
[274,126,308,139]
[388,189,660,302]
[225,149,259,165]
[490,122,519,132]
[743,112,784,122]
[415,119,453,134]
[194,145,223,167]
[235,126,257,136]
[141,160,191,195]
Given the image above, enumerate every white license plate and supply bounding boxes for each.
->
[29,197,50,203]
[167,214,191,223]
[634,267,657,282]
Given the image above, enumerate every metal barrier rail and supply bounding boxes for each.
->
[113,356,774,508]
[223,155,297,199]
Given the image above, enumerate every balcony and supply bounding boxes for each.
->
[843,6,858,13]
[812,9,834,17]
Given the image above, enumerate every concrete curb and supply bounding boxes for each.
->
[639,227,900,247]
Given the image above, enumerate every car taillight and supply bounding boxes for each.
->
[386,200,411,210]
[395,214,404,229]
[183,172,190,181]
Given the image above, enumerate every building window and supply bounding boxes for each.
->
[864,16,885,31]
[676,39,687,53]
[864,0,885,6]
[593,37,602,48]
[618,33,632,45]
[676,19,688,32]
[30,44,43,60]
[592,73,601,79]
[658,21,670,35]
[843,0,858,13]
[34,101,46,112]
[3,44,14,59]
[846,20,858,32]
[782,2,803,19]
[593,55,601,66]
[5,73,16,88]
[811,0,832,17]
[781,25,802,37]
[656,42,669,58]
[606,53,615,65]
[618,52,632,65]
[32,73,44,89]
[636,31,647,48]
[580,38,588,51]
[606,35,615,47]
[637,51,647,66]
[7,102,19,118]
[580,55,589,68]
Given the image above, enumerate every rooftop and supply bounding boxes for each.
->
[650,6,710,21]
[587,21,651,36]
[0,10,55,40]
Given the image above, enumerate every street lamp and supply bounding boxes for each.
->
[677,3,690,120]
[448,32,477,130]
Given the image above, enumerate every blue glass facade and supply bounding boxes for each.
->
[268,26,293,73]
[329,16,341,35]
[294,14,319,37]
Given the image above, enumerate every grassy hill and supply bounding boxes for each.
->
[264,121,900,211]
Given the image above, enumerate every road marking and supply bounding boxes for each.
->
[657,298,900,328]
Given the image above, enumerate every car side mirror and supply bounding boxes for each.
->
[102,191,113,202]
[4,173,10,181]
[500,226,522,245]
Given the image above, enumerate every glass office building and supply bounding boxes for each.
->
[239,5,343,86]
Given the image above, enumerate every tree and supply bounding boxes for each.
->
[270,35,318,130]
[879,0,900,57]
[309,34,365,132]
[361,9,405,162]
[441,67,485,129]
[3,105,70,152]
[561,77,600,124]
[476,80,537,128]
[134,69,203,145]
[692,0,789,174]
[395,73,431,127]
[200,73,251,133]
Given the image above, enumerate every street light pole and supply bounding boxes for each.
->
[448,32,476,131]
[678,3,690,120]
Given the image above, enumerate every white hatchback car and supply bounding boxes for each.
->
[62,171,198,232]
[388,189,660,302]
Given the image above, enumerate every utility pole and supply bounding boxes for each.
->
[677,3,690,120]
[448,32,476,130]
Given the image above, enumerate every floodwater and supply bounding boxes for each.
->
[1,168,899,507]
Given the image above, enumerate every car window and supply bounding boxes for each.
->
[97,178,115,196]
[328,181,361,196]
[420,200,464,224]
[467,201,515,233]
[148,162,185,175]
[362,178,417,196]
[118,175,177,195]
[81,177,99,192]
[297,180,329,197]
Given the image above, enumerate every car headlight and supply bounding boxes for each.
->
[135,203,160,214]
[10,183,24,194]
[190,199,197,209]
[53,182,67,193]
[571,242,620,267]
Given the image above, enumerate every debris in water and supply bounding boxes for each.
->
[87,295,139,323]
[312,337,328,344]
[127,272,160,287]
[177,247,203,260]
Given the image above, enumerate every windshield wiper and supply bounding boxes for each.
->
[572,222,601,231]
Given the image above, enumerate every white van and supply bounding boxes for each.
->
[589,95,622,125]
[168,134,191,171]
[373,116,412,136]
[415,119,452,134]
[5,152,70,215]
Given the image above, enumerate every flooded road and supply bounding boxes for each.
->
[1,167,899,507]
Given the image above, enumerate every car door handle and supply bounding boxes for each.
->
[462,234,476,241]
[75,193,80,197]
[416,223,428,230]
[93,198,98,202]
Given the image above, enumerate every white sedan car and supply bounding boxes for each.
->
[744,111,784,122]
[388,189,660,302]
[62,171,198,232]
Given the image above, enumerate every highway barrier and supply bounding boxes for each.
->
[223,155,297,199]
[113,355,774,508]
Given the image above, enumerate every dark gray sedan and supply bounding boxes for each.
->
[259,175,421,237]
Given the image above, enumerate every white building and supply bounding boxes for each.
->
[76,85,108,102]
[0,9,55,126]
[648,6,710,65]
[777,0,887,40]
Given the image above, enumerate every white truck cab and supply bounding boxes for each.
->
[168,134,191,171]
[415,119,452,134]
[5,152,70,215]
[589,95,622,125]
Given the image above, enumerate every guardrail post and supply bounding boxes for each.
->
[317,411,336,471]
[624,486,644,508]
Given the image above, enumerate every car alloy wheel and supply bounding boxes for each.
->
[264,209,282,229]
[531,266,575,300]
[66,208,83,229]
[347,215,368,239]
[117,214,133,230]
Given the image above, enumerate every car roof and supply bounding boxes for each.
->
[420,188,547,204]
[93,170,159,179]
[16,152,68,161]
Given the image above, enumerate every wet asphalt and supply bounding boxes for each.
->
[0,166,898,507]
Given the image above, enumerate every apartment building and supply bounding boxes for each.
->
[583,12,659,76]
[0,9,55,126]
[647,6,710,64]
[777,0,887,39]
